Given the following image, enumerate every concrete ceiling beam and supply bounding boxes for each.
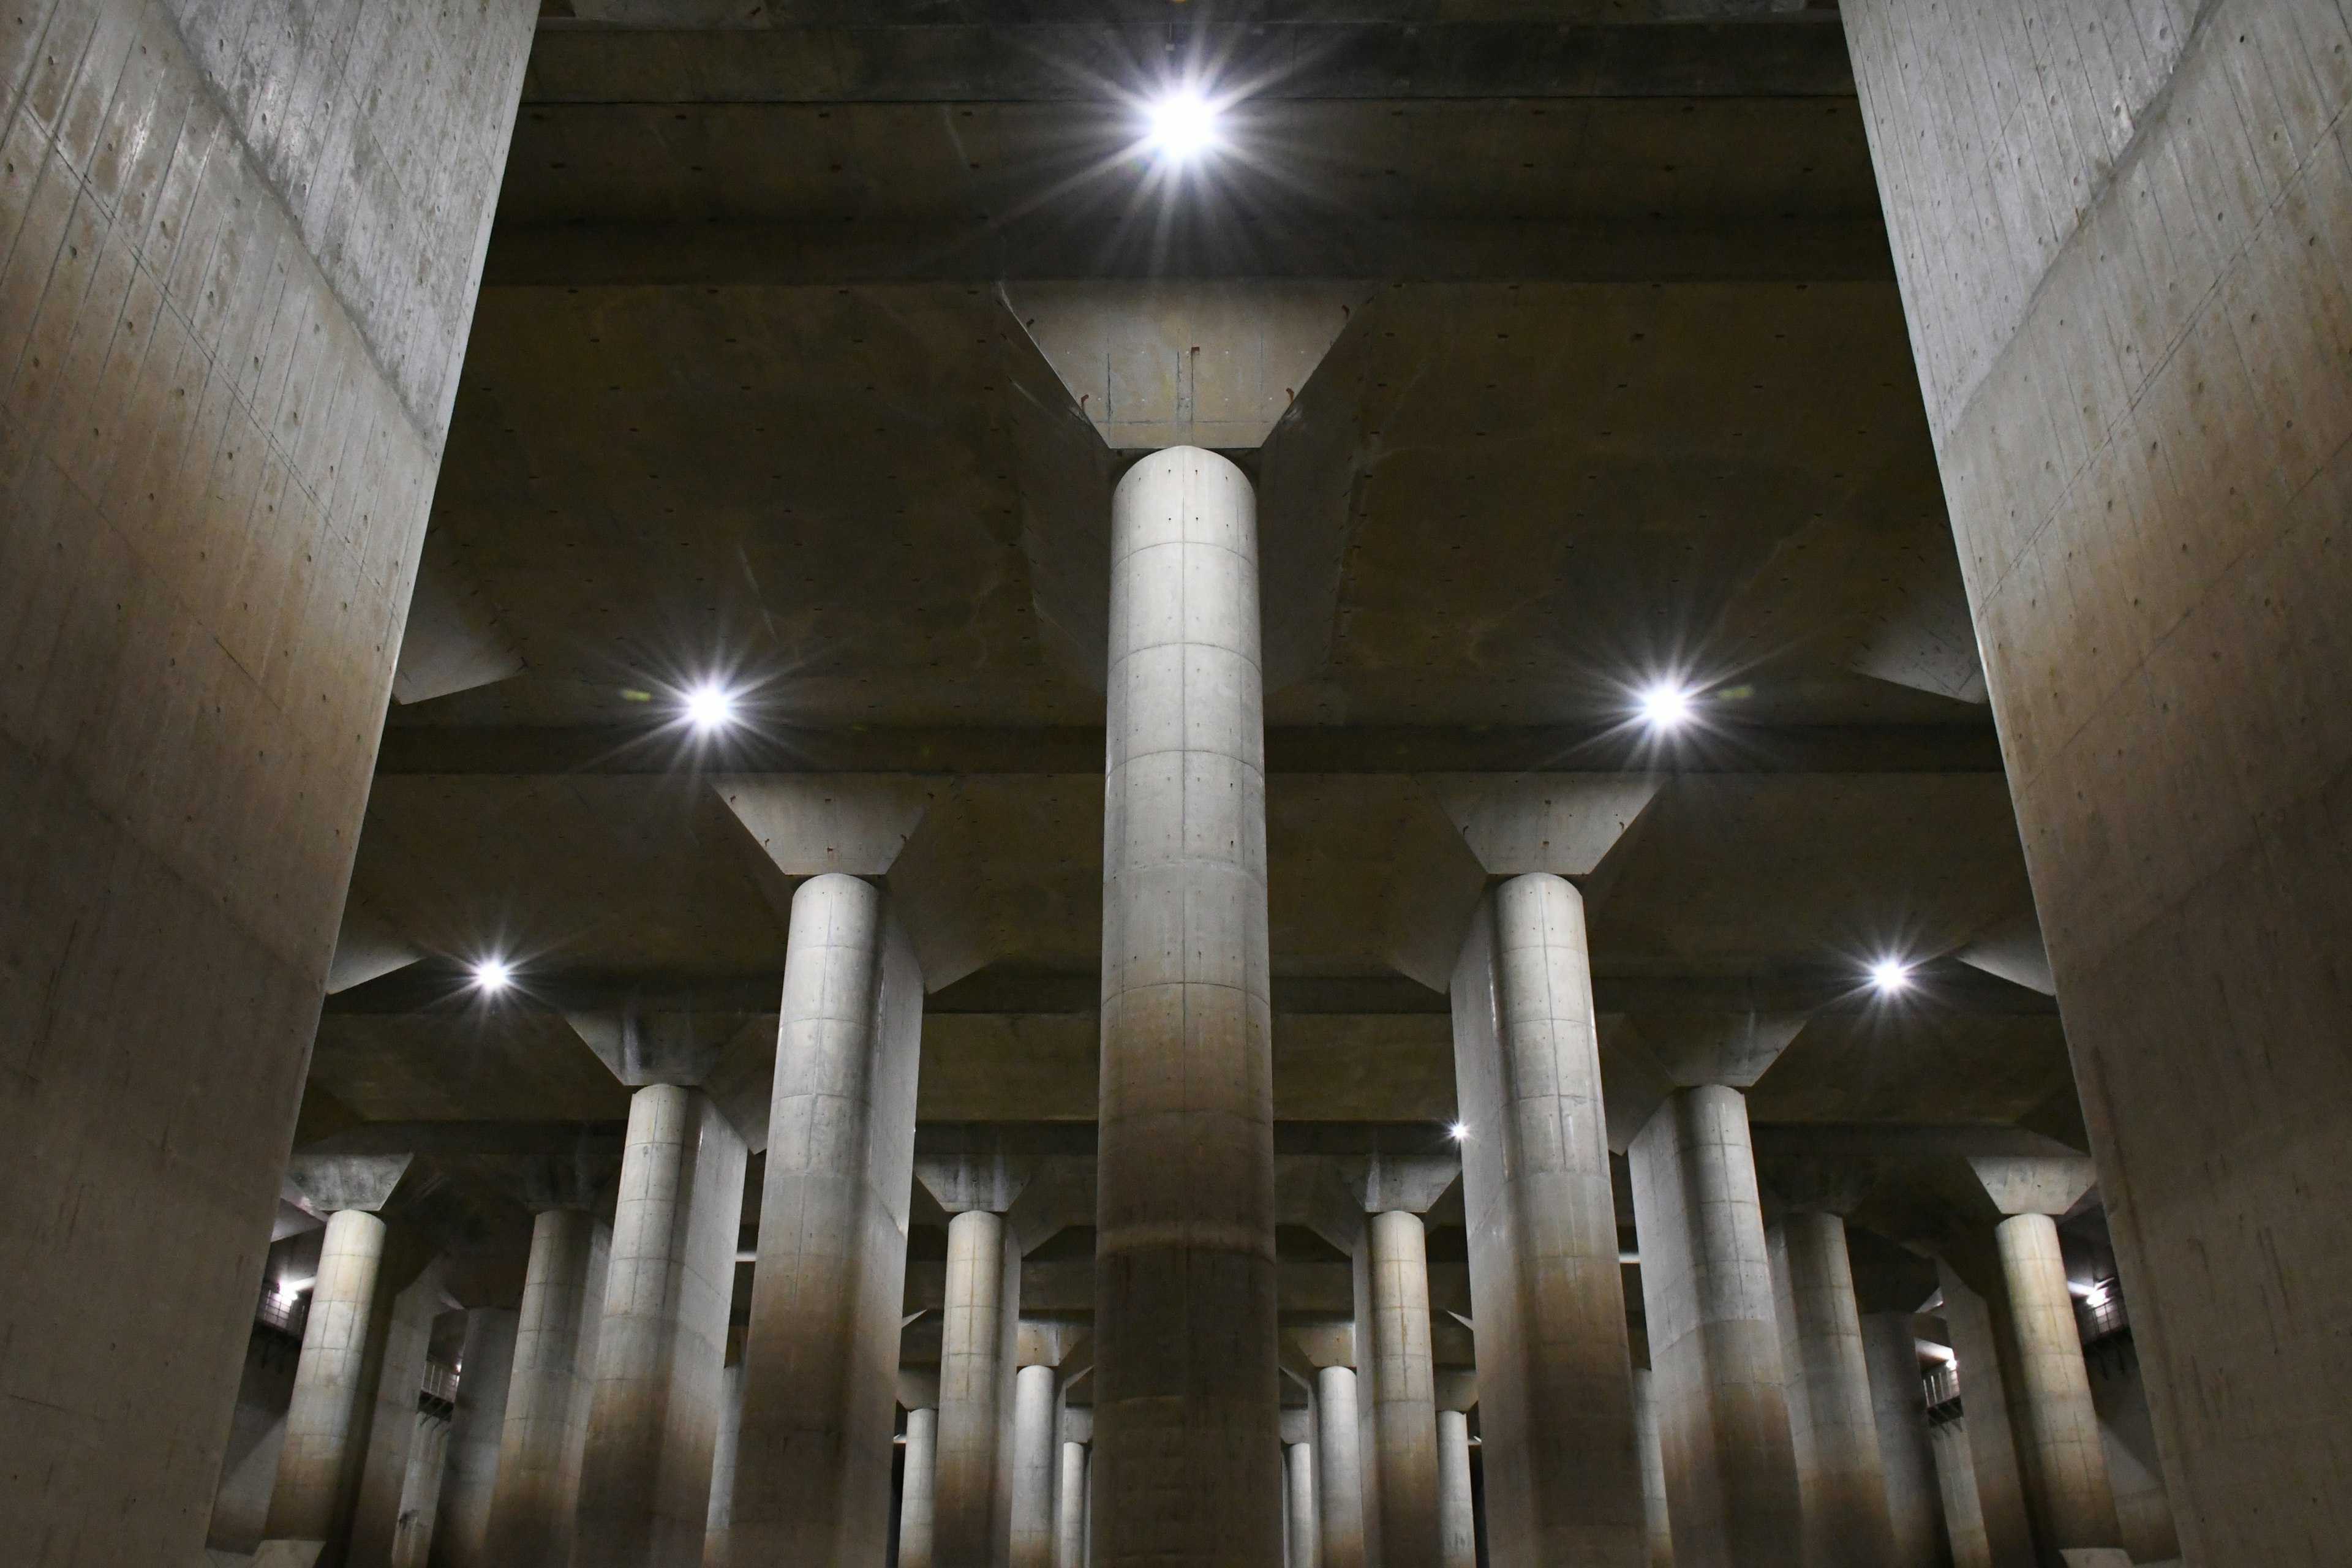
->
[521,19,1855,107]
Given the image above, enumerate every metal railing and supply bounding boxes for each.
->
[255,1284,308,1338]
[2079,1280,2128,1342]
[1920,1360,1960,1409]
[421,1359,461,1406]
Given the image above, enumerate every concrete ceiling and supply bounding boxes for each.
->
[311,3,2078,1330]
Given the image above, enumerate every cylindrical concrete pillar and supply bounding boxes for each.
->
[486,1209,609,1567]
[1011,1363,1060,1568]
[704,1360,744,1567]
[1928,1417,1991,1568]
[1059,1440,1092,1568]
[1286,1441,1319,1568]
[1631,1368,1673,1568]
[1627,1085,1802,1568]
[1314,1366,1367,1568]
[903,1408,941,1568]
[938,1209,1009,1567]
[1776,1212,1896,1566]
[1449,873,1646,1568]
[1096,446,1281,1568]
[1994,1213,2124,1555]
[1368,1210,1440,1568]
[575,1084,748,1568]
[1435,1412,1474,1568]
[1860,1314,1947,1568]
[434,1305,519,1567]
[264,1207,390,1547]
[734,872,925,1567]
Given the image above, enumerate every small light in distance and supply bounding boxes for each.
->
[1448,1121,1471,1142]
[1144,85,1223,165]
[684,682,739,733]
[1639,682,1694,730]
[473,957,514,994]
[1869,958,1912,994]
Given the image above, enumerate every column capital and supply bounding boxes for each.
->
[1967,1155,2097,1218]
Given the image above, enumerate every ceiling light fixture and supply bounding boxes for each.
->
[473,957,514,994]
[1869,958,1912,994]
[1640,682,1694,729]
[1448,1121,1470,1142]
[684,681,739,733]
[1144,85,1223,165]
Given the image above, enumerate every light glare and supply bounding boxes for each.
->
[1869,958,1912,993]
[1640,683,1694,728]
[1145,86,1222,164]
[1448,1121,1470,1142]
[684,682,738,733]
[473,958,513,993]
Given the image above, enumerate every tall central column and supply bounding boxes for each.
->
[1097,445,1281,1567]
[1368,1210,1441,1568]
[573,1085,747,1568]
[263,1208,393,1555]
[937,1209,1012,1568]
[1315,1365,1368,1568]
[1769,1211,1896,1568]
[733,872,924,1567]
[485,1208,609,1568]
[1628,1087,1802,1568]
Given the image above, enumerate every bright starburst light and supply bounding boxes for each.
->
[684,682,739,733]
[1640,682,1694,729]
[1144,86,1223,165]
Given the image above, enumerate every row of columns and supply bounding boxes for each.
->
[250,447,2127,1568]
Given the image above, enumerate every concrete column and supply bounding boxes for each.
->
[1994,1215,2123,1563]
[733,872,925,1567]
[0,9,536,1559]
[1630,1369,1673,1568]
[1860,1314,1947,1568]
[486,1209,610,1568]
[1934,1264,2032,1568]
[1435,1414,1474,1568]
[574,1084,748,1568]
[1011,1364,1061,1568]
[1839,4,2352,1556]
[1449,875,1645,1568]
[263,1208,392,1553]
[903,1408,941,1568]
[938,1210,1010,1567]
[1628,1087,1801,1568]
[433,1307,518,1568]
[1314,1367,1368,1568]
[703,1362,744,1568]
[390,1409,452,1568]
[350,1265,448,1568]
[1286,1442,1319,1568]
[1060,1442,1093,1568]
[1096,445,1281,1568]
[1772,1212,1896,1567]
[1368,1210,1441,1568]
[1928,1420,1991,1568]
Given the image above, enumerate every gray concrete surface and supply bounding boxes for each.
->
[731,873,924,1566]
[430,1307,517,1568]
[1629,1088,1802,1568]
[1771,1212,1896,1567]
[1842,1,2352,1556]
[901,1406,940,1568]
[1450,875,1646,1568]
[1860,1314,1948,1568]
[1095,448,1282,1568]
[573,1086,745,1568]
[0,6,531,1559]
[484,1210,608,1568]
[1315,1367,1368,1568]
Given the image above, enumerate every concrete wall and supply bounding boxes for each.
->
[0,2,530,1561]
[1842,2,2352,1559]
